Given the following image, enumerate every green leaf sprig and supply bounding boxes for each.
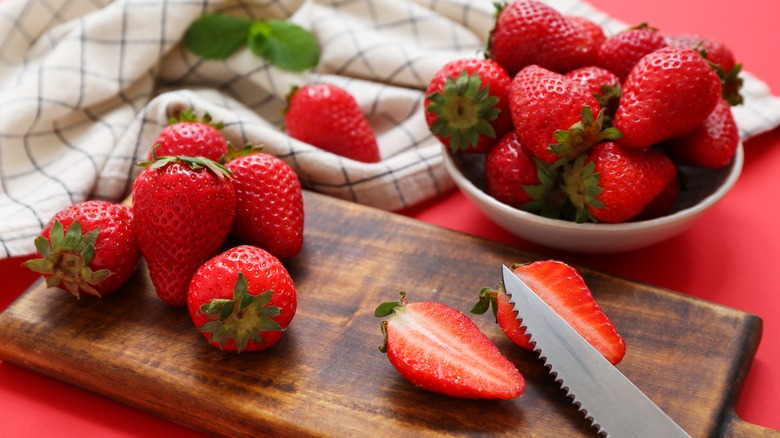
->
[183,13,320,72]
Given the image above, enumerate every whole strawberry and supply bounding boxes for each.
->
[284,83,381,163]
[472,260,626,365]
[564,66,622,119]
[149,108,228,162]
[133,155,236,306]
[226,149,304,260]
[509,65,619,165]
[596,23,667,82]
[375,292,525,400]
[614,47,722,150]
[634,173,680,221]
[484,131,539,208]
[567,15,606,53]
[664,99,739,169]
[663,33,743,105]
[488,0,596,76]
[23,201,139,298]
[563,142,677,223]
[188,245,297,353]
[424,58,512,153]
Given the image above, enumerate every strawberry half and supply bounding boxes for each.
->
[375,292,525,400]
[472,260,626,365]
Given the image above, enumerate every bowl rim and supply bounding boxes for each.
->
[442,142,744,233]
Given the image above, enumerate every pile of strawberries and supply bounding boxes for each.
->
[425,0,742,223]
[24,109,304,353]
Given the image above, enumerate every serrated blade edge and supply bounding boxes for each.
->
[501,265,689,438]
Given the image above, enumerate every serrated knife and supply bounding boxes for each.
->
[501,265,690,437]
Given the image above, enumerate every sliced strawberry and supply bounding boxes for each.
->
[473,260,625,365]
[375,292,525,400]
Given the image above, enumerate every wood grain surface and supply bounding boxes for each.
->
[0,191,775,437]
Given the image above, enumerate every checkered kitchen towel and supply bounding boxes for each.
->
[2,0,780,258]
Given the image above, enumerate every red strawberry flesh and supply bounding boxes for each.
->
[379,296,525,400]
[512,261,625,365]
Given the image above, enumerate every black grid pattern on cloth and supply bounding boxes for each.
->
[1,0,780,258]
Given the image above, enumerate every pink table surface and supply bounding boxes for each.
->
[2,0,779,436]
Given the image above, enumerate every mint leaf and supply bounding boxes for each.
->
[248,20,320,72]
[184,13,253,60]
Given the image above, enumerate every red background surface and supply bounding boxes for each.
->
[1,0,778,436]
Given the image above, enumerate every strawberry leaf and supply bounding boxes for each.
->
[248,20,320,72]
[184,13,253,60]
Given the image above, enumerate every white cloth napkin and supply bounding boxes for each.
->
[1,0,779,258]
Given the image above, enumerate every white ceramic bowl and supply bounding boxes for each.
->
[442,143,744,253]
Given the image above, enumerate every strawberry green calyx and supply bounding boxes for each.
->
[716,63,744,106]
[374,291,409,353]
[470,287,499,320]
[169,108,224,130]
[521,157,570,219]
[223,142,264,162]
[197,273,284,353]
[562,154,604,223]
[426,70,501,152]
[136,150,234,179]
[548,106,622,160]
[593,82,622,122]
[484,1,509,59]
[22,220,111,298]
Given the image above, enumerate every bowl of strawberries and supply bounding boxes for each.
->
[426,0,744,253]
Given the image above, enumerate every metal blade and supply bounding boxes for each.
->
[501,265,689,438]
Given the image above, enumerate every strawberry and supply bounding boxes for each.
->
[188,245,297,353]
[132,155,236,306]
[424,58,512,153]
[664,99,739,169]
[663,33,743,105]
[565,66,620,97]
[487,0,596,76]
[23,201,139,298]
[613,47,722,150]
[284,83,381,163]
[567,15,606,53]
[374,292,525,400]
[596,23,667,82]
[149,108,228,162]
[484,131,539,208]
[634,172,680,221]
[225,148,304,260]
[564,66,621,120]
[563,142,677,223]
[508,65,620,165]
[472,260,626,365]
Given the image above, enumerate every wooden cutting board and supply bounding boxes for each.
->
[0,190,776,437]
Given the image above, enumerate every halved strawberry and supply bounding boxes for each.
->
[375,292,525,400]
[472,260,625,365]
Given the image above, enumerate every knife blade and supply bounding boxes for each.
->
[501,265,690,438]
